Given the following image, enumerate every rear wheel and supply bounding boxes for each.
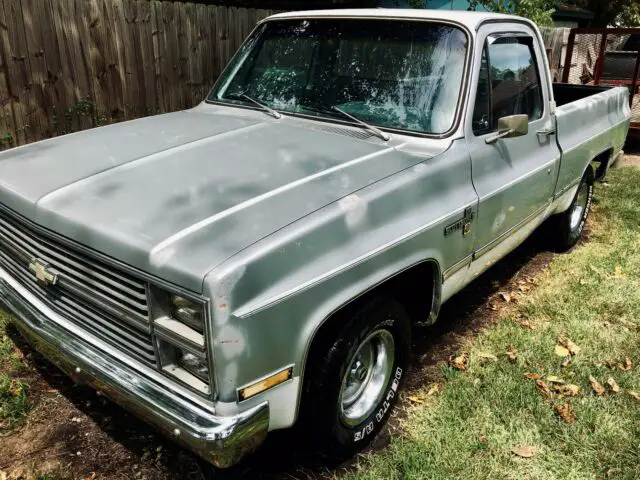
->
[551,168,594,251]
[302,297,411,459]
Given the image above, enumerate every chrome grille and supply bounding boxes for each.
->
[0,211,156,366]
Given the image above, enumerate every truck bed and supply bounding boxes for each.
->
[552,83,613,107]
[553,84,630,191]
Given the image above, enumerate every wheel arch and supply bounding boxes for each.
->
[299,258,441,397]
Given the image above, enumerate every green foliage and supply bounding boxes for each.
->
[614,1,640,27]
[468,0,555,26]
[407,0,425,7]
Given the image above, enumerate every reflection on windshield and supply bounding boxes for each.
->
[209,19,468,135]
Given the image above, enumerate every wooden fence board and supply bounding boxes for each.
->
[0,0,277,147]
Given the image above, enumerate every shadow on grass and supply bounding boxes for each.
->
[6,225,559,480]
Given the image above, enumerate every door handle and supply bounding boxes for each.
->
[536,127,556,138]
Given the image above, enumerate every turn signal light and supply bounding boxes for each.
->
[238,366,293,401]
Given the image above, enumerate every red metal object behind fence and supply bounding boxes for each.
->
[562,28,640,134]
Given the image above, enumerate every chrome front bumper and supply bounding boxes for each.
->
[0,267,269,468]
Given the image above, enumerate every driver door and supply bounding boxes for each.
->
[466,25,560,260]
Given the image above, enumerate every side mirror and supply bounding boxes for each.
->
[485,114,529,144]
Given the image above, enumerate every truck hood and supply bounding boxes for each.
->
[0,106,446,292]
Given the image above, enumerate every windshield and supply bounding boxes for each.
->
[208,19,468,135]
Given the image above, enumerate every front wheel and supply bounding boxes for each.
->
[551,168,594,251]
[302,297,411,460]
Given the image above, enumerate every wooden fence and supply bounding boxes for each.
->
[0,0,276,147]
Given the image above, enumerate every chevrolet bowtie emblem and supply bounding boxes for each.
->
[28,259,58,286]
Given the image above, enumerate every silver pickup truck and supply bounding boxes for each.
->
[0,9,631,469]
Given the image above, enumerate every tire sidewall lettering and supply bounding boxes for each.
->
[353,366,403,442]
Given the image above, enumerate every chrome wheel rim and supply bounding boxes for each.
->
[340,329,395,426]
[570,182,590,230]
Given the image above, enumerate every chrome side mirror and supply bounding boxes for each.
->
[485,114,529,144]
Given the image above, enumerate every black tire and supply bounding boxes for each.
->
[551,167,594,251]
[301,297,411,460]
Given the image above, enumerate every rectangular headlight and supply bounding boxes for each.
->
[170,295,204,333]
[177,351,210,382]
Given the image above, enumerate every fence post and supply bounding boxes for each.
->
[593,33,607,85]
[631,49,640,108]
[562,29,576,83]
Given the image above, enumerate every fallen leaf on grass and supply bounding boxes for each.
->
[517,283,531,293]
[607,377,621,393]
[449,353,468,371]
[536,380,552,399]
[555,345,571,357]
[524,372,543,380]
[618,358,633,371]
[511,445,538,458]
[558,336,581,355]
[546,375,565,384]
[516,318,534,330]
[506,345,518,363]
[426,383,441,396]
[555,401,576,424]
[499,292,513,303]
[478,352,498,363]
[618,318,639,331]
[408,396,424,404]
[589,376,606,396]
[606,468,622,477]
[556,384,580,397]
[627,391,640,401]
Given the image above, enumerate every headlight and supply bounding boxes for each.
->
[171,295,204,333]
[177,351,210,382]
[149,287,212,396]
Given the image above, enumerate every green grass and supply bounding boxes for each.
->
[0,310,30,430]
[346,167,640,480]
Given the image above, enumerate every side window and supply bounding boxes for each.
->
[472,45,491,135]
[472,35,543,136]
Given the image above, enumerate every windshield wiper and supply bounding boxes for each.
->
[223,92,282,119]
[300,101,390,142]
[331,106,390,142]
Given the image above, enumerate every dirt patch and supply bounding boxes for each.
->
[0,222,572,480]
[618,154,640,167]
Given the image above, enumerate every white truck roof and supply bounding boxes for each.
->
[266,9,526,30]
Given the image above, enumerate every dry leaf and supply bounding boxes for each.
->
[518,284,531,293]
[499,292,512,303]
[488,303,498,311]
[561,356,573,368]
[555,401,576,424]
[516,318,534,330]
[449,353,468,371]
[524,372,543,380]
[478,352,498,363]
[555,345,571,357]
[607,377,621,393]
[627,391,640,401]
[408,395,424,404]
[546,375,565,384]
[506,345,518,362]
[618,318,639,331]
[589,375,606,396]
[511,445,538,458]
[557,384,580,397]
[618,358,633,371]
[558,336,581,355]
[426,384,441,396]
[536,380,552,399]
